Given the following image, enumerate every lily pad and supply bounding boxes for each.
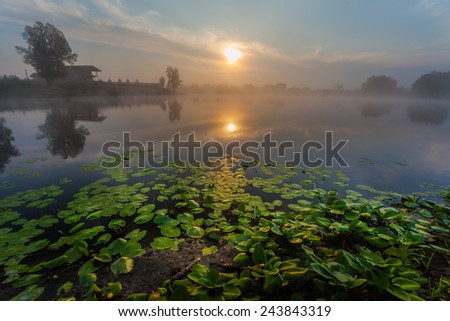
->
[95,233,112,245]
[56,281,73,296]
[105,238,128,255]
[186,226,205,238]
[160,225,181,238]
[108,219,126,231]
[150,237,179,250]
[120,241,146,258]
[93,253,113,263]
[26,239,50,254]
[102,282,122,298]
[11,285,45,301]
[111,257,134,275]
[137,204,155,214]
[79,273,97,287]
[124,229,147,242]
[43,255,68,269]
[134,213,154,224]
[12,274,41,288]
[37,215,59,228]
[202,245,218,256]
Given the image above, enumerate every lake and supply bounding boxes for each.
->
[1,94,449,301]
[1,95,449,197]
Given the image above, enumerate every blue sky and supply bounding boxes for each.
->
[1,0,449,88]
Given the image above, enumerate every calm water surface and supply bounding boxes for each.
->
[0,95,449,198]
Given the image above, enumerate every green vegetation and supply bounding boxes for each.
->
[412,71,450,98]
[361,75,399,96]
[0,156,448,301]
[15,22,78,85]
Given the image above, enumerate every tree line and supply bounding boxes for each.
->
[14,21,182,92]
[361,73,450,98]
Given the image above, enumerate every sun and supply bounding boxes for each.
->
[227,123,236,132]
[224,46,242,64]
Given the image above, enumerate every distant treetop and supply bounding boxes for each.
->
[15,22,77,85]
[412,71,450,98]
[361,75,398,96]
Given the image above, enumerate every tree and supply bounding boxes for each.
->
[15,22,77,85]
[165,66,182,92]
[411,71,450,98]
[159,76,165,87]
[361,75,398,96]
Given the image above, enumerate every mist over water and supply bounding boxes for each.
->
[0,95,449,196]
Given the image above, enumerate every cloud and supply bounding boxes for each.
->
[0,0,392,69]
[416,0,447,17]
[2,0,447,82]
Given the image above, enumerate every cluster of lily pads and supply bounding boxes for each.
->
[0,156,449,301]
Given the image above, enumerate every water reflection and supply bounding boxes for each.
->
[67,100,107,122]
[0,118,20,172]
[407,104,449,125]
[359,101,392,118]
[1,96,449,194]
[36,109,90,159]
[160,98,183,122]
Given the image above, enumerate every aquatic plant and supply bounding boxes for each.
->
[0,156,448,301]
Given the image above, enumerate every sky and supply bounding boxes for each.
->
[0,0,450,89]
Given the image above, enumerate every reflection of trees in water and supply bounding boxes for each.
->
[407,104,449,125]
[37,109,90,159]
[0,118,20,172]
[160,99,183,121]
[67,101,107,122]
[359,102,392,118]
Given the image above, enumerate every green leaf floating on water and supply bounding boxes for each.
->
[186,226,205,238]
[120,241,146,258]
[79,273,97,287]
[108,219,126,231]
[12,274,41,288]
[37,215,59,228]
[160,225,181,237]
[0,210,21,225]
[177,213,194,224]
[119,204,136,217]
[93,253,112,263]
[233,253,249,265]
[43,255,68,269]
[150,236,180,250]
[252,244,267,265]
[127,293,148,301]
[71,226,105,241]
[102,282,122,298]
[202,246,218,256]
[110,257,134,275]
[56,281,73,297]
[137,203,155,214]
[69,222,85,234]
[134,213,154,224]
[11,285,45,301]
[154,216,179,226]
[26,239,50,254]
[125,229,147,242]
[105,238,128,255]
[78,258,102,276]
[95,233,112,245]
